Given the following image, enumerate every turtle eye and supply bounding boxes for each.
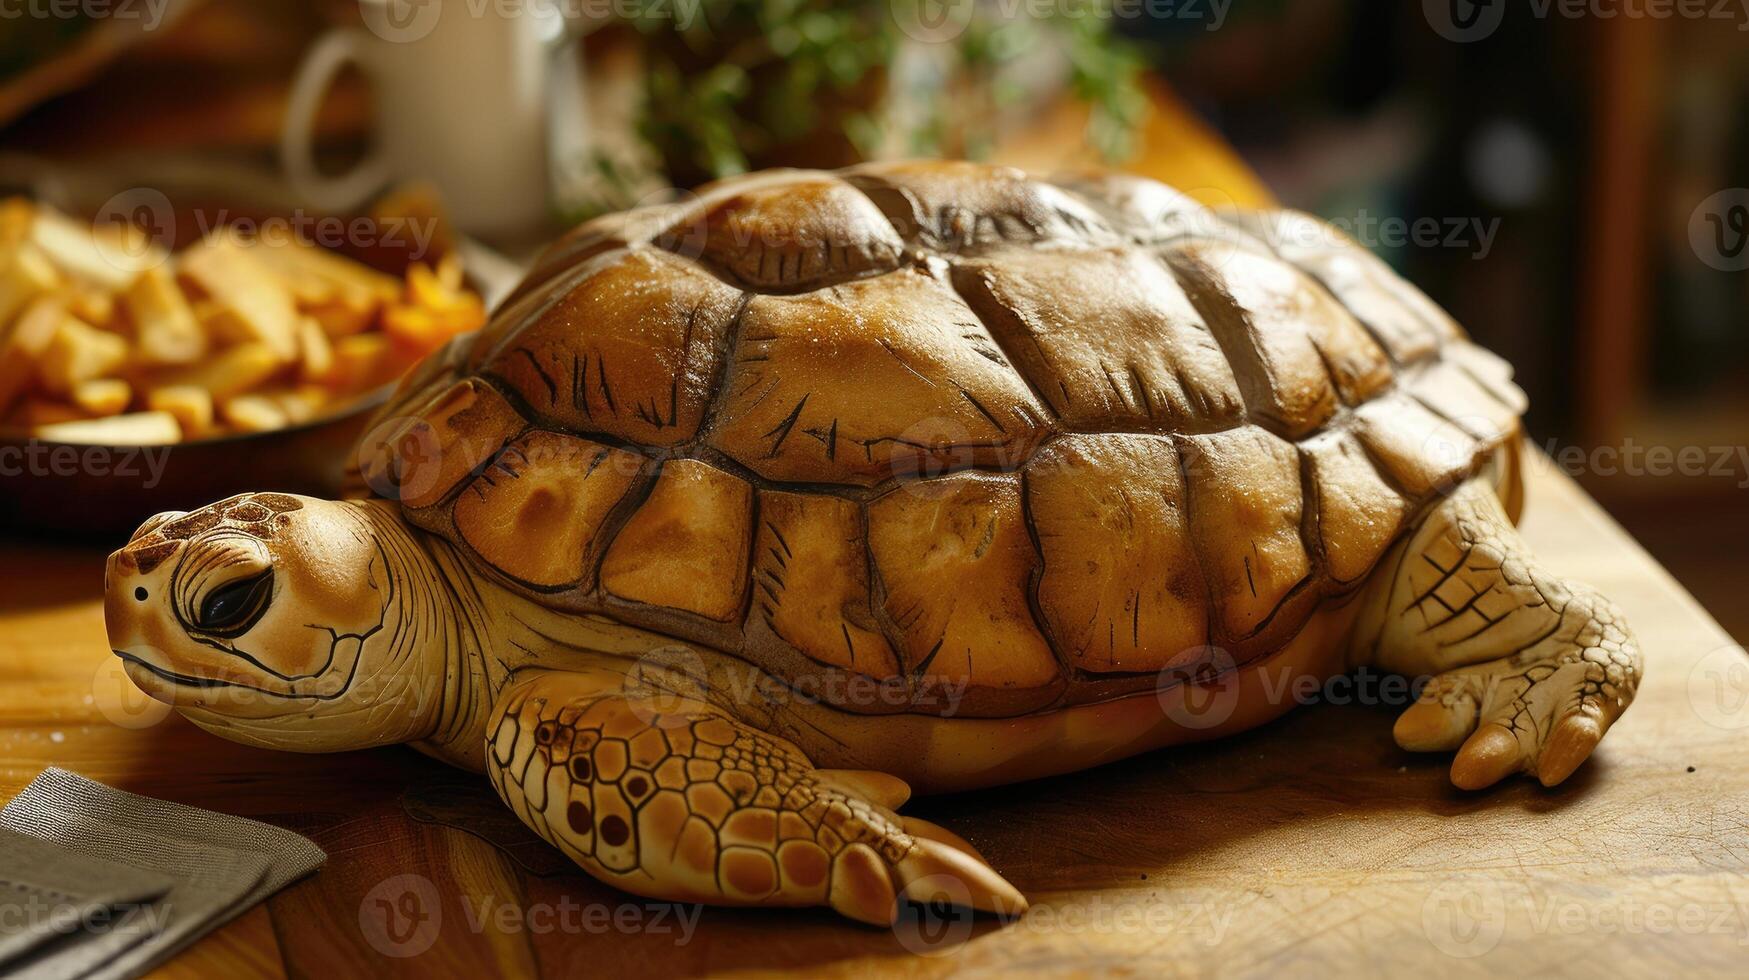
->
[196,569,274,636]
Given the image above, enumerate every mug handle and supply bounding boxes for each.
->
[280,29,390,213]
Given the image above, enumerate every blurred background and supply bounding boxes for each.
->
[0,0,1744,638]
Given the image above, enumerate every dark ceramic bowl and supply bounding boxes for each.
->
[0,155,521,541]
[0,392,387,541]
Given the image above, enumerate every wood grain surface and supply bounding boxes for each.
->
[1,454,1744,978]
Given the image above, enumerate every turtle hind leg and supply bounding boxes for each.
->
[484,669,1026,925]
[1360,478,1643,789]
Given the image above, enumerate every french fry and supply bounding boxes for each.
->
[248,236,400,307]
[219,394,287,433]
[252,384,329,425]
[30,207,166,290]
[0,197,485,441]
[177,235,300,359]
[71,378,131,416]
[0,245,62,325]
[297,315,334,383]
[38,318,129,396]
[304,292,377,337]
[0,198,34,248]
[36,411,181,445]
[0,295,66,413]
[16,398,90,428]
[435,252,464,292]
[325,333,390,393]
[146,341,287,402]
[383,294,485,356]
[145,384,215,439]
[69,286,118,331]
[123,264,206,366]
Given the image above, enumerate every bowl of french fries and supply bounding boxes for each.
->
[0,191,499,537]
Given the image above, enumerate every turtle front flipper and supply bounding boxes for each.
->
[484,669,1026,924]
[1360,478,1644,789]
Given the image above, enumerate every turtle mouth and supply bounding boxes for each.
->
[114,649,241,690]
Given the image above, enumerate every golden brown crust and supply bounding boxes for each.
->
[747,490,900,680]
[1164,239,1393,438]
[867,473,1064,713]
[479,249,742,447]
[657,173,905,290]
[1301,430,1410,584]
[363,161,1532,717]
[844,159,1113,251]
[377,378,527,512]
[1025,434,1208,673]
[952,248,1244,432]
[452,431,646,590]
[705,268,1049,485]
[1177,426,1310,639]
[599,459,753,622]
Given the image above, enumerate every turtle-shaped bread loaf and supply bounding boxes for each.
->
[106,161,1641,923]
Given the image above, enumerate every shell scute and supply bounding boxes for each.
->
[481,249,742,447]
[452,430,646,590]
[599,459,753,622]
[656,172,905,290]
[1176,425,1309,640]
[866,472,1063,713]
[745,490,900,681]
[845,159,1114,251]
[1025,434,1209,673]
[952,248,1244,433]
[705,268,1048,486]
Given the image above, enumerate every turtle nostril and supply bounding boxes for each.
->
[134,587,148,601]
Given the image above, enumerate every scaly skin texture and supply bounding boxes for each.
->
[1359,479,1643,789]
[484,667,1025,924]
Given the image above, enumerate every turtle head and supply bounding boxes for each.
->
[104,492,443,752]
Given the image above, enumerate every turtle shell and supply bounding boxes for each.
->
[356,161,1526,718]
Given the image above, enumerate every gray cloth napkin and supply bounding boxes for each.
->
[0,828,173,967]
[0,768,325,980]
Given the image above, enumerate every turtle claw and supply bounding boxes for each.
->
[1449,723,1522,791]
[1536,713,1603,787]
[1394,639,1632,790]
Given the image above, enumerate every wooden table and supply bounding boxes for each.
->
[2,455,1745,978]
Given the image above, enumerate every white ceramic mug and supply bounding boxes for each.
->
[280,0,565,237]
